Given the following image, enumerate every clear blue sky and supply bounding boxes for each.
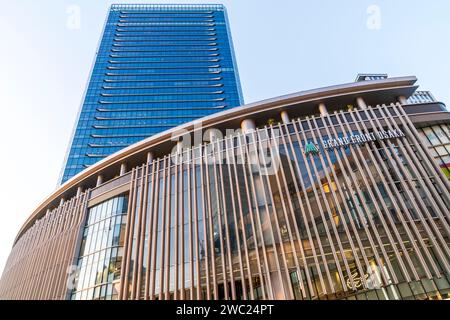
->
[0,0,449,272]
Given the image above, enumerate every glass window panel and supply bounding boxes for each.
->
[71,195,128,300]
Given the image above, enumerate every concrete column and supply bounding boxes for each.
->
[207,128,220,142]
[176,141,184,154]
[398,96,408,105]
[59,198,65,206]
[241,118,256,134]
[318,103,328,115]
[280,111,290,124]
[356,97,367,109]
[171,141,184,159]
[76,186,83,197]
[147,151,154,163]
[96,175,104,187]
[120,163,127,175]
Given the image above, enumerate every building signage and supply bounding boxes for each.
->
[345,266,383,290]
[305,129,406,156]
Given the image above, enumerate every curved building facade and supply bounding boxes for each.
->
[0,76,449,300]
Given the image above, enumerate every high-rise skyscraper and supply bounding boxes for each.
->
[60,4,243,184]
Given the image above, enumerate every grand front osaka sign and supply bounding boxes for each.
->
[305,129,406,156]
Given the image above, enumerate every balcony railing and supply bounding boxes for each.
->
[355,74,388,82]
[407,91,437,104]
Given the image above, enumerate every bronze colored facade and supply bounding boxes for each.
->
[0,76,449,300]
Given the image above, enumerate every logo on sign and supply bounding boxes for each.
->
[304,129,406,157]
[304,142,320,156]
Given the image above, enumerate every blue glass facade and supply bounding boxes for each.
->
[61,4,243,184]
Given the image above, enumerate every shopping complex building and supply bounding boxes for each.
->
[1,3,450,301]
[0,72,449,300]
